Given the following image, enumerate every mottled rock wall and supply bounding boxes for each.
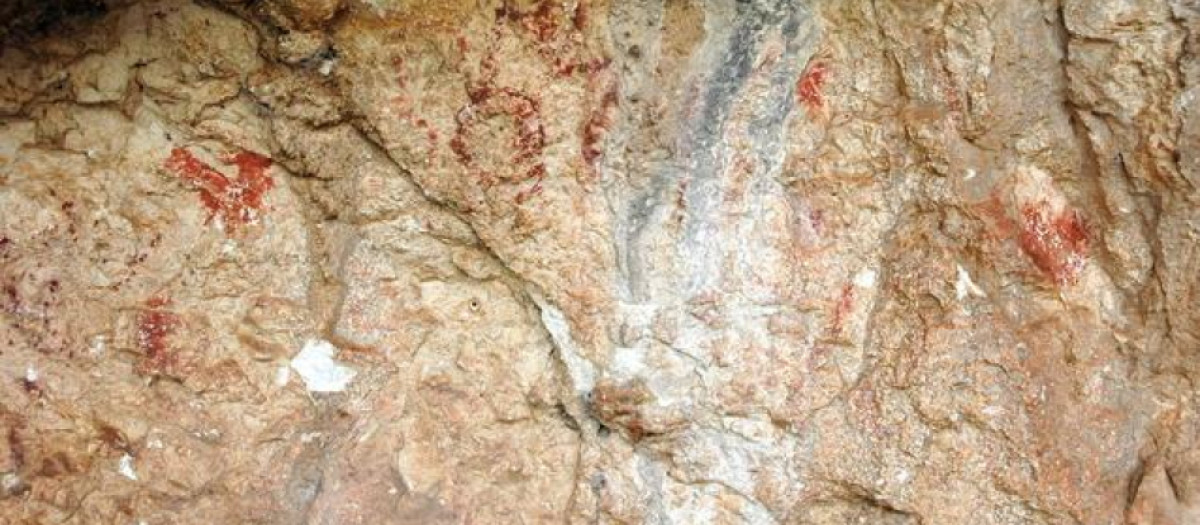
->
[0,0,1198,524]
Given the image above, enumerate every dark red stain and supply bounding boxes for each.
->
[390,58,442,158]
[7,425,24,469]
[37,452,78,478]
[831,283,854,336]
[572,0,589,30]
[1017,202,1090,285]
[582,84,619,168]
[439,0,611,206]
[96,424,129,452]
[796,61,829,110]
[808,209,825,237]
[19,374,40,396]
[490,0,606,80]
[135,297,180,377]
[515,164,546,204]
[453,85,547,197]
[497,0,560,43]
[553,56,609,78]
[3,284,18,315]
[1,266,69,353]
[163,148,274,233]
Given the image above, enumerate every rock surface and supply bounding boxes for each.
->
[0,0,1198,523]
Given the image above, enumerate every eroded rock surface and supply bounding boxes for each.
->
[0,0,1198,523]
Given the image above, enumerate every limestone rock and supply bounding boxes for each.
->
[0,0,1198,524]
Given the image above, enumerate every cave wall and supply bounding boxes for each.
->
[0,0,1198,523]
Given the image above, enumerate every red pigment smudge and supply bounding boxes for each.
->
[490,0,601,79]
[808,209,825,236]
[163,148,274,232]
[554,56,610,78]
[1017,202,1090,285]
[497,0,559,43]
[136,297,180,376]
[582,84,619,167]
[831,283,854,336]
[20,375,40,396]
[978,194,1019,240]
[449,134,471,164]
[3,284,18,315]
[7,426,24,469]
[515,176,544,205]
[573,0,589,30]
[453,86,546,190]
[796,61,829,110]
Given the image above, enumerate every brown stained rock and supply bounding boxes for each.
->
[0,0,1198,523]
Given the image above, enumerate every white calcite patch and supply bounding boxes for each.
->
[853,268,877,288]
[290,339,357,393]
[530,293,595,393]
[118,454,138,481]
[611,347,646,378]
[955,264,987,300]
[275,365,291,387]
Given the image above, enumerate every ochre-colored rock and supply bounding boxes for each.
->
[1,1,1198,523]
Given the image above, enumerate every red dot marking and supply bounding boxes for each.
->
[796,61,829,110]
[136,297,180,377]
[1017,202,1090,285]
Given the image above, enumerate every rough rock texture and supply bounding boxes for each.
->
[0,0,1198,523]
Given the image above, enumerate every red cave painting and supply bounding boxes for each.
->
[163,148,274,232]
[383,0,613,205]
[486,0,605,78]
[796,60,829,110]
[582,84,619,170]
[830,283,854,337]
[467,0,612,200]
[451,85,549,202]
[389,57,440,158]
[1017,201,1090,286]
[496,0,560,43]
[135,297,181,377]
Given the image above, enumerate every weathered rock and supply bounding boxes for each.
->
[0,0,1197,523]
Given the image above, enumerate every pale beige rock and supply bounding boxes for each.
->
[0,0,1198,524]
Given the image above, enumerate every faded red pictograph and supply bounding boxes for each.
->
[582,84,619,167]
[440,0,611,204]
[830,283,854,336]
[451,85,548,201]
[1017,201,1089,285]
[496,0,560,43]
[389,58,441,158]
[136,296,181,377]
[163,148,274,232]
[796,60,829,110]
